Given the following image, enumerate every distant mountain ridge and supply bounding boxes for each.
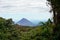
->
[17,18,35,26]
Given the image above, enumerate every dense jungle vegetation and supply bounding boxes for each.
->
[0,17,55,40]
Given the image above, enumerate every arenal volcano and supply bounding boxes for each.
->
[17,18,35,26]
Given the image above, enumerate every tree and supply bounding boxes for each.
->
[47,0,60,25]
[47,0,60,40]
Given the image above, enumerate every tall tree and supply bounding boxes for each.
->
[47,0,60,25]
[47,0,60,40]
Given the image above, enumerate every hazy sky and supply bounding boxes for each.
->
[0,0,52,23]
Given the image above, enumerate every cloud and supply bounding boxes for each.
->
[0,0,49,14]
[0,0,51,22]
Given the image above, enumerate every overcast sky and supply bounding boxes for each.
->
[0,0,52,23]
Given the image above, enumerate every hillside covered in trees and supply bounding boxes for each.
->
[0,17,56,40]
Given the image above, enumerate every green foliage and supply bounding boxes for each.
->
[18,19,54,40]
[47,0,60,40]
[0,17,21,40]
[0,17,56,40]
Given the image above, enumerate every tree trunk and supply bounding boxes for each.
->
[57,12,60,25]
[53,11,57,25]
